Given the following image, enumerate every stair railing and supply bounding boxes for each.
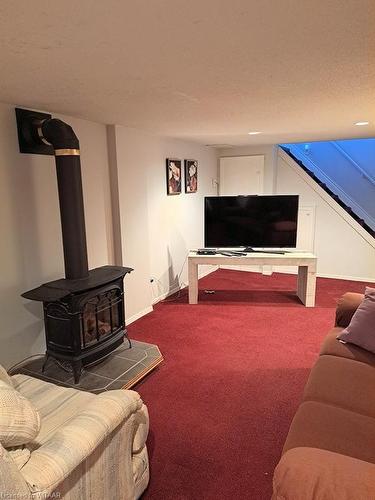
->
[331,141,375,186]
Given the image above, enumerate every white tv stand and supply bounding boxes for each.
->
[188,251,317,307]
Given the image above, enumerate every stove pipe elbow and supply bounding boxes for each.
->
[39,118,80,153]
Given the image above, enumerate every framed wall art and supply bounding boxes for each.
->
[166,158,182,195]
[184,159,198,193]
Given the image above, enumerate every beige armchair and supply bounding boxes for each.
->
[0,373,149,499]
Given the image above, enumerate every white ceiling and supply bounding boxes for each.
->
[0,0,374,146]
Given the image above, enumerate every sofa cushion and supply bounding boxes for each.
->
[0,380,41,447]
[320,327,375,366]
[335,292,364,328]
[12,374,94,450]
[337,287,375,353]
[303,355,375,418]
[273,447,375,500]
[283,400,375,464]
[0,364,13,387]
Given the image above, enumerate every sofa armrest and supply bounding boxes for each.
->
[20,390,147,496]
[335,292,363,328]
[273,447,375,500]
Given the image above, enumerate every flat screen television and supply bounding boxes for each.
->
[204,195,299,248]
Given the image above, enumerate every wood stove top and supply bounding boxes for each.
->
[22,265,133,302]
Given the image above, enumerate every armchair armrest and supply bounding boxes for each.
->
[21,390,147,496]
[0,444,32,499]
[335,292,363,328]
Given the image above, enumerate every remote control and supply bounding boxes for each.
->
[197,249,217,255]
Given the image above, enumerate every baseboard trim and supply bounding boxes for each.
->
[151,266,218,305]
[273,266,375,282]
[316,272,375,283]
[221,265,375,283]
[151,284,181,305]
[220,265,261,272]
[199,265,219,279]
[126,306,154,325]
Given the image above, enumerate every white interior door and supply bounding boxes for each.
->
[219,156,264,195]
[296,205,316,252]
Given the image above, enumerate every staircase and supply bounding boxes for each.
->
[280,146,375,239]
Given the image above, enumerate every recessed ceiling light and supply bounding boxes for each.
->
[248,131,261,135]
[355,121,369,126]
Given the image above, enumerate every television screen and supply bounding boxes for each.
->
[204,195,299,248]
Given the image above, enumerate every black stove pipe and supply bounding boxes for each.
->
[37,118,89,280]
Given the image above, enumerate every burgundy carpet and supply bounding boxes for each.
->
[129,269,371,500]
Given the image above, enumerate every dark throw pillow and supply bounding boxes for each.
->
[337,287,375,353]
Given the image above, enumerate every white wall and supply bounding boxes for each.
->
[109,125,218,322]
[0,102,113,368]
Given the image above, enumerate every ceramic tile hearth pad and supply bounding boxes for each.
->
[12,340,163,393]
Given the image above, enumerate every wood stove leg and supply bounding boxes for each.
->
[72,360,83,384]
[41,354,50,373]
[124,329,132,348]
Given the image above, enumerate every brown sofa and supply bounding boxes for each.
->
[273,292,375,499]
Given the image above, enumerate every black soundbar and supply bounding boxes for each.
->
[197,249,247,256]
[244,247,286,254]
[197,248,286,255]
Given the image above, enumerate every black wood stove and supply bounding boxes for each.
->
[16,108,132,383]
